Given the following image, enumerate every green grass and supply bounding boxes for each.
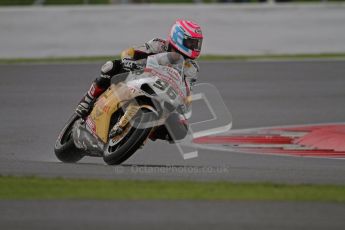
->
[0,0,109,5]
[1,176,345,202]
[1,0,345,5]
[147,0,198,3]
[1,53,345,64]
[0,56,116,64]
[0,0,34,5]
[44,0,109,5]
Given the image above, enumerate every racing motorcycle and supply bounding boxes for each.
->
[54,52,190,165]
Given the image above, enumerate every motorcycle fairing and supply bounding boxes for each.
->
[86,54,189,144]
[88,84,123,143]
[72,119,104,156]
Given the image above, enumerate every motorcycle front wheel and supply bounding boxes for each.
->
[103,108,156,165]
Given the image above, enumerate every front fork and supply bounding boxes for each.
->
[109,102,140,138]
[109,100,160,142]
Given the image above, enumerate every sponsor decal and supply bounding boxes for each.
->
[145,68,185,98]
[162,66,181,82]
[128,86,139,95]
[102,105,110,114]
[85,117,96,134]
[127,86,144,98]
[95,108,103,118]
[195,28,202,34]
[153,38,166,43]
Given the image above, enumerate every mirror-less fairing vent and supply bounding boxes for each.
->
[141,84,157,96]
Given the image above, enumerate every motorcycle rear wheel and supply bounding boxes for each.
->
[54,114,84,163]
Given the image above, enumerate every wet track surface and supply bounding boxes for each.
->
[1,60,345,229]
[1,60,345,184]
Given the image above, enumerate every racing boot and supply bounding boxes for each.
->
[75,82,105,118]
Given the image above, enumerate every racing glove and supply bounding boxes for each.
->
[122,58,142,71]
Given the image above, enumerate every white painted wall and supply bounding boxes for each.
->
[1,4,345,58]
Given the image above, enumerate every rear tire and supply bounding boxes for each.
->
[54,114,84,163]
[103,109,156,165]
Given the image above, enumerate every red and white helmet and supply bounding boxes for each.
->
[168,19,203,59]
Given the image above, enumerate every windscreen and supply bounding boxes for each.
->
[146,52,184,78]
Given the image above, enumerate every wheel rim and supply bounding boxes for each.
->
[105,109,152,156]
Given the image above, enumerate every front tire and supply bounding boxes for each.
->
[103,109,156,165]
[54,114,84,163]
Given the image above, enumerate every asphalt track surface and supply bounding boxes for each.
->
[1,200,344,230]
[1,60,345,184]
[1,60,345,229]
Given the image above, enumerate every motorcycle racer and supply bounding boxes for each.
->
[76,19,203,141]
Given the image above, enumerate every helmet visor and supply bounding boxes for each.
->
[183,37,202,52]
